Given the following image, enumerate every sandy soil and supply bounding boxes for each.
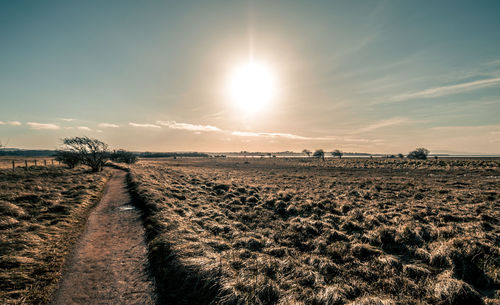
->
[52,169,157,305]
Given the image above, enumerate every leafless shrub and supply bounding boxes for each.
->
[59,136,109,172]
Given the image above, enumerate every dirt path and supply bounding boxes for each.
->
[53,169,157,305]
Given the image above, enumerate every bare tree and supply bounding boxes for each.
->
[407,148,430,160]
[54,151,81,168]
[59,137,109,172]
[313,149,325,161]
[331,149,343,159]
[302,149,311,157]
[110,149,138,164]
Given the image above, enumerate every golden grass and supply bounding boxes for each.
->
[0,167,111,304]
[127,158,499,305]
[0,157,62,170]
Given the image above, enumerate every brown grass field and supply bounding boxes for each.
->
[126,157,500,305]
[0,157,61,170]
[0,165,110,304]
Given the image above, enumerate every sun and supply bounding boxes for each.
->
[227,60,277,113]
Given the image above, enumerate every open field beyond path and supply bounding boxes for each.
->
[53,169,157,305]
[128,158,499,304]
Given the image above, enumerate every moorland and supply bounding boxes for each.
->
[0,165,110,304]
[1,156,499,305]
[126,157,499,305]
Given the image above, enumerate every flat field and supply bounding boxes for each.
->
[128,158,500,305]
[0,157,61,170]
[0,167,110,304]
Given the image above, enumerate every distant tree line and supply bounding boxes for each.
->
[0,147,210,159]
[139,152,210,158]
[0,149,57,156]
[110,149,137,164]
[301,147,431,160]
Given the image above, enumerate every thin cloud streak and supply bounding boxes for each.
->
[151,120,341,141]
[0,121,21,126]
[59,118,76,122]
[231,131,334,141]
[129,122,161,128]
[430,124,500,132]
[27,122,60,130]
[342,138,383,143]
[351,118,408,134]
[133,120,387,143]
[156,121,221,132]
[389,77,500,102]
[77,126,91,131]
[99,123,120,128]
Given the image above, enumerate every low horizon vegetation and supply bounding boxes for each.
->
[55,137,137,171]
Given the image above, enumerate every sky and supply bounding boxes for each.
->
[1,0,500,154]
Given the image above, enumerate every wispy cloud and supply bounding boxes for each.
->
[342,138,383,143]
[77,126,91,131]
[262,132,315,140]
[59,118,76,122]
[99,123,119,128]
[129,122,161,128]
[27,122,60,130]
[389,77,500,102]
[0,121,21,126]
[232,131,260,137]
[156,121,221,132]
[430,124,500,132]
[351,118,408,134]
[231,131,333,141]
[485,59,500,67]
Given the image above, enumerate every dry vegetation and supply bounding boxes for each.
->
[0,166,110,304]
[127,158,500,305]
[0,157,60,170]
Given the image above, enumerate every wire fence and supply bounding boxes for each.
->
[0,158,62,171]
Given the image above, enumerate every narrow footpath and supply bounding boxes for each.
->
[53,169,157,305]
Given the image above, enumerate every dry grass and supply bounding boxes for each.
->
[0,157,61,170]
[0,166,110,304]
[127,158,499,305]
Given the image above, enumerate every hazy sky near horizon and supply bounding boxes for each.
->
[1,0,500,153]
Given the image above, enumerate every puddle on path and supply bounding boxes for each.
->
[119,205,135,211]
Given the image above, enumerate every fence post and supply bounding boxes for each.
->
[34,160,37,167]
[44,160,47,167]
[12,160,15,171]
[25,160,28,170]
[52,160,54,167]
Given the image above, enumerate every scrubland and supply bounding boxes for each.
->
[128,158,499,305]
[0,167,110,304]
[0,157,59,170]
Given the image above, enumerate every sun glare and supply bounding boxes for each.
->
[227,60,277,113]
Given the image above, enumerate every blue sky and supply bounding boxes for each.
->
[1,0,499,153]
